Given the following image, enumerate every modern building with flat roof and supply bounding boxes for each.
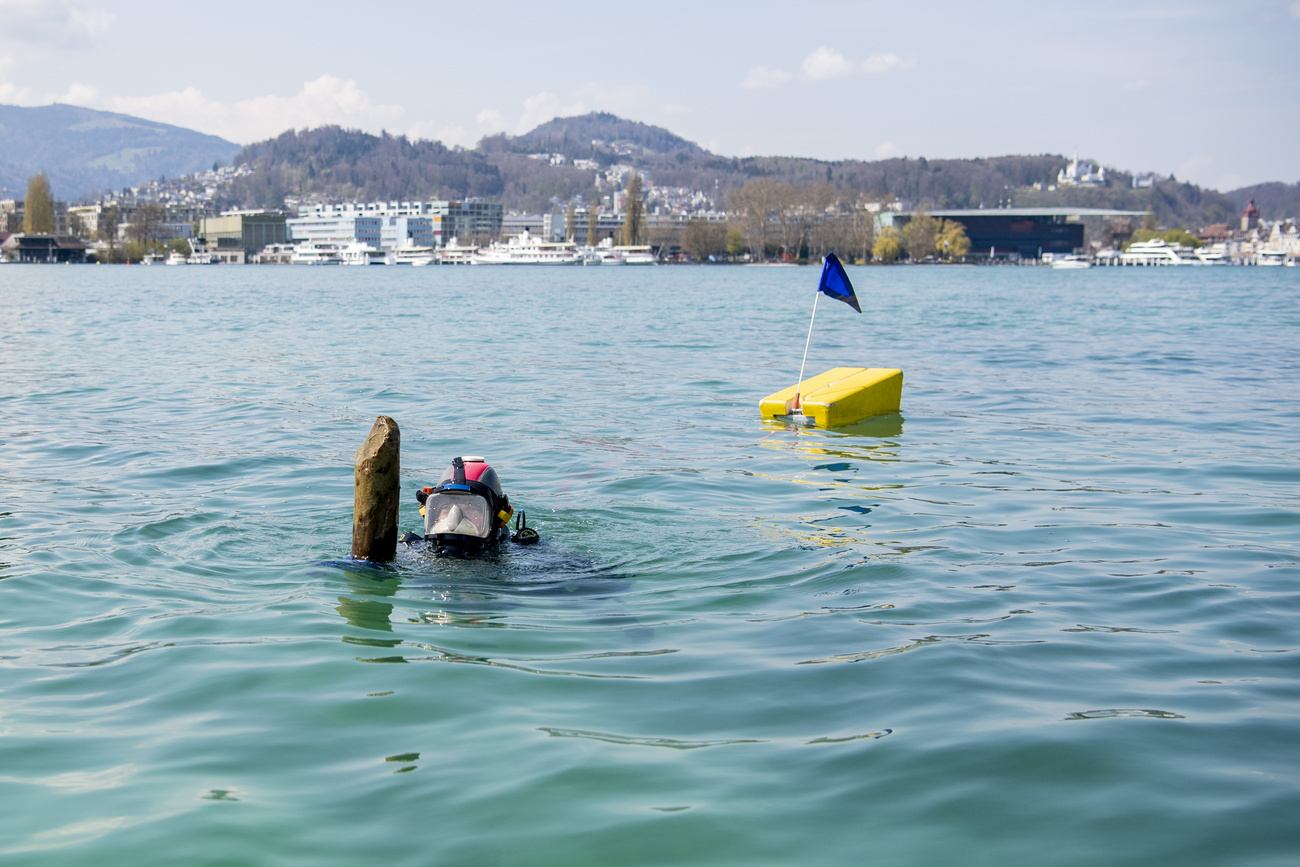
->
[294,201,502,247]
[882,207,1148,259]
[200,211,288,255]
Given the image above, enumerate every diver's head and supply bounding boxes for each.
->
[419,456,511,554]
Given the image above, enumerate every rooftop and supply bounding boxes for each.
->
[900,207,1150,218]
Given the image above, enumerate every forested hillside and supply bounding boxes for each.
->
[216,113,1281,228]
[223,126,505,209]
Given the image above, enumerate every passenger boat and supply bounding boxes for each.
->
[339,242,389,265]
[393,245,436,266]
[290,241,343,265]
[470,230,580,265]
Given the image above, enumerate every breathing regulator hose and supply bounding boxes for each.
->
[512,512,540,545]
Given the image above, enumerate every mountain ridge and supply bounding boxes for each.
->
[0,103,241,200]
[5,104,1296,226]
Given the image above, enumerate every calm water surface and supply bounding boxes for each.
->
[1,264,1297,865]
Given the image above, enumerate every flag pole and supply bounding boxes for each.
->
[792,287,820,413]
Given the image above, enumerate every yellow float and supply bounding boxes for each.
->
[760,367,903,429]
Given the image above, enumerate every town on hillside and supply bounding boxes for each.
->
[3,136,1297,267]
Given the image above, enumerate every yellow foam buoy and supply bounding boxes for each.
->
[760,367,903,428]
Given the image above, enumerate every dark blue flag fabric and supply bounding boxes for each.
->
[817,253,860,312]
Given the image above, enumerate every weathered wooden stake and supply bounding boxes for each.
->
[351,415,400,562]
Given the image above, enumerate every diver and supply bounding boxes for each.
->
[399,456,539,557]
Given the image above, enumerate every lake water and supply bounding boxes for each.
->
[1,263,1297,865]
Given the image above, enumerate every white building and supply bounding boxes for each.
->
[1057,151,1106,187]
[291,200,501,248]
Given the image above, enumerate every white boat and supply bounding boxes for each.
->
[339,242,389,265]
[290,241,343,265]
[1257,249,1287,266]
[1119,238,1204,266]
[435,237,477,265]
[393,245,436,266]
[1050,254,1091,270]
[616,245,658,265]
[469,230,580,265]
[162,251,185,265]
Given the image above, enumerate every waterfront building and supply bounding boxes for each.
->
[0,233,89,263]
[379,215,433,249]
[201,211,289,258]
[502,213,546,239]
[544,208,626,243]
[1,199,70,235]
[292,201,501,248]
[883,207,1147,260]
[287,209,381,249]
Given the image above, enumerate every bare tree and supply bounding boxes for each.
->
[98,205,121,260]
[727,178,783,261]
[127,203,167,245]
[681,220,727,260]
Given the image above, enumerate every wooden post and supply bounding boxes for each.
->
[351,415,400,562]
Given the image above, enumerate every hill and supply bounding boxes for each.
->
[222,126,504,209]
[215,113,1270,228]
[1224,181,1300,223]
[481,111,705,157]
[0,103,241,201]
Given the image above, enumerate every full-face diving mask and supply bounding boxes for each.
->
[418,456,511,553]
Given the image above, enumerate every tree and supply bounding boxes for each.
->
[900,210,939,261]
[937,219,970,259]
[622,171,643,245]
[681,220,727,260]
[127,203,167,245]
[98,205,120,253]
[872,227,904,263]
[23,172,55,234]
[565,202,576,242]
[727,178,783,261]
[725,227,746,257]
[587,201,598,246]
[1142,209,1157,232]
[846,197,877,264]
[1162,228,1202,248]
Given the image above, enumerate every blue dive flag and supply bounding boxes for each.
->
[817,253,860,312]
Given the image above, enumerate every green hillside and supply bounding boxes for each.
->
[216,113,1275,228]
[0,103,240,200]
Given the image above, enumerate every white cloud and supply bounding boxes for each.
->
[861,52,912,74]
[741,67,791,90]
[514,91,587,134]
[406,119,472,148]
[0,0,114,44]
[573,83,646,114]
[1175,154,1212,181]
[874,141,900,158]
[800,46,913,81]
[663,103,691,115]
[1291,0,1300,18]
[475,108,506,132]
[801,46,856,81]
[1215,173,1242,192]
[63,75,409,143]
[1121,79,1150,91]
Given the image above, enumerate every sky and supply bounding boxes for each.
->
[1,0,1296,191]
